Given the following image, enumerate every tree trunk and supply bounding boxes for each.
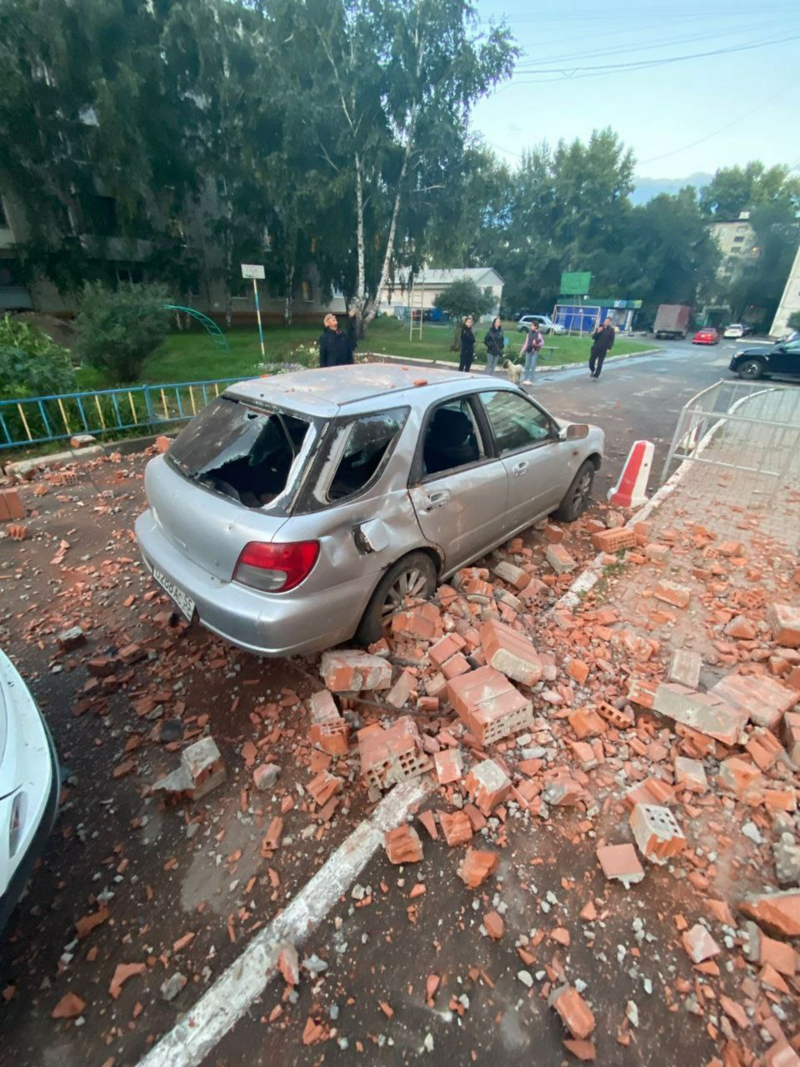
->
[354,153,367,324]
[284,261,295,327]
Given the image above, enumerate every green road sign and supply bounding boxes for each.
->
[560,271,592,296]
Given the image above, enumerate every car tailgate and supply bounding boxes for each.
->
[143,456,288,581]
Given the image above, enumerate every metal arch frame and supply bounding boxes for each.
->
[164,304,230,352]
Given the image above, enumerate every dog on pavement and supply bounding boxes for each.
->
[503,358,522,385]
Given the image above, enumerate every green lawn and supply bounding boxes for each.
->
[75,317,655,389]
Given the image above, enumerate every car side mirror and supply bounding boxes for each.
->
[560,423,589,441]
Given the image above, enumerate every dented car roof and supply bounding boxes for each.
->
[226,364,484,417]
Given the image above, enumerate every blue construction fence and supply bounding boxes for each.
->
[0,376,246,452]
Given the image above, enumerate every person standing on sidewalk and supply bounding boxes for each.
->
[589,316,615,379]
[459,316,476,372]
[482,317,505,375]
[319,313,354,367]
[519,320,544,385]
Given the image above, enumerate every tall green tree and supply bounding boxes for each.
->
[699,162,800,218]
[283,0,517,334]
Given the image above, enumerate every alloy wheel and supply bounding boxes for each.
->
[381,567,430,618]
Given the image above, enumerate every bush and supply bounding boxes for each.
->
[74,282,171,383]
[433,279,496,350]
[0,315,76,400]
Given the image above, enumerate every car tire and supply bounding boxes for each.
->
[553,459,596,523]
[355,551,438,644]
[737,359,764,380]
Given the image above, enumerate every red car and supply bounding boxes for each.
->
[692,327,719,345]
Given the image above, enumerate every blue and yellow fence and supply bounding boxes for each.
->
[0,377,246,452]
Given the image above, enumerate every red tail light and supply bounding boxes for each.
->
[233,540,320,593]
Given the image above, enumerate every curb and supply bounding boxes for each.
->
[372,347,662,375]
[2,433,170,478]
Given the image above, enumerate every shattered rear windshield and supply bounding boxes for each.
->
[168,395,312,510]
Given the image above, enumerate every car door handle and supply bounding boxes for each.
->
[422,490,450,511]
[511,461,529,476]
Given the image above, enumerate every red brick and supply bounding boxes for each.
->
[480,620,542,686]
[568,707,606,740]
[483,910,504,939]
[0,488,24,522]
[543,522,565,544]
[743,921,796,976]
[6,523,29,541]
[674,756,708,794]
[653,581,691,609]
[457,848,499,888]
[549,985,596,1040]
[384,824,424,864]
[493,560,530,589]
[441,652,471,680]
[591,528,637,553]
[439,811,473,847]
[358,717,431,791]
[717,756,763,802]
[546,544,576,574]
[417,810,438,840]
[429,633,466,669]
[385,669,417,707]
[596,843,644,887]
[740,891,800,938]
[155,435,171,453]
[682,923,720,963]
[725,614,757,640]
[768,604,800,648]
[447,666,533,746]
[320,650,392,692]
[595,701,634,729]
[566,658,590,686]
[306,770,343,807]
[711,674,797,732]
[464,759,511,815]
[434,748,463,785]
[630,803,686,864]
[391,606,438,642]
[746,729,784,771]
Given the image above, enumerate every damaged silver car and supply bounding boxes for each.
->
[135,365,604,656]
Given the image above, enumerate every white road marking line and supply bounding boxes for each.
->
[137,776,432,1067]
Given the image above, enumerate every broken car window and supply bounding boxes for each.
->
[479,390,554,454]
[327,408,407,502]
[168,395,311,509]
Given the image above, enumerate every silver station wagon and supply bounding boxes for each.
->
[135,365,604,656]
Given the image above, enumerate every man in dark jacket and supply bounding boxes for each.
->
[589,317,615,380]
[319,313,354,368]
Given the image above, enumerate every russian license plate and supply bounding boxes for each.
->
[152,567,196,621]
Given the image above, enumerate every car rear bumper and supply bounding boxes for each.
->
[0,685,60,934]
[135,509,371,657]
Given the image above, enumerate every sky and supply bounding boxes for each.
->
[470,0,800,181]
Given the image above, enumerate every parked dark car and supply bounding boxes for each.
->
[729,338,800,380]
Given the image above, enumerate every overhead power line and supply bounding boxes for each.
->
[505,32,800,84]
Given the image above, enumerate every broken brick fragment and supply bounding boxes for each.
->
[682,923,721,963]
[320,650,392,692]
[457,848,499,888]
[51,992,86,1020]
[479,619,543,686]
[568,707,606,740]
[710,673,797,732]
[717,757,763,803]
[0,488,24,522]
[549,985,596,1040]
[429,633,467,670]
[109,962,146,1000]
[384,824,424,864]
[277,944,300,985]
[674,756,708,794]
[464,759,511,815]
[596,844,644,888]
[591,527,637,553]
[439,811,473,847]
[630,803,686,864]
[306,770,343,807]
[652,580,691,608]
[483,910,504,939]
[768,603,800,648]
[739,890,800,938]
[358,717,432,792]
[546,543,576,574]
[434,748,463,785]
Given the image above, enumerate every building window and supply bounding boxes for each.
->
[116,265,144,285]
[733,236,744,244]
[302,280,312,303]
[83,194,119,236]
[0,199,9,229]
[0,258,25,287]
